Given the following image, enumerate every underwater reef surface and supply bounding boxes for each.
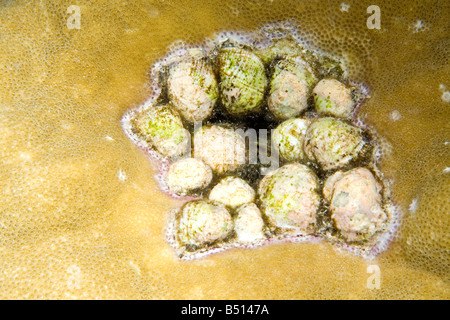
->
[0,0,448,299]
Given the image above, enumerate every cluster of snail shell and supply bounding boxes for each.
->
[122,35,392,260]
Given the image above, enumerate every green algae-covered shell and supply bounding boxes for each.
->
[272,118,310,162]
[258,163,320,233]
[166,158,213,196]
[323,167,387,242]
[168,57,219,123]
[218,47,267,115]
[193,125,246,174]
[177,200,233,246]
[208,176,255,209]
[134,104,190,158]
[234,203,266,244]
[257,38,344,79]
[268,58,317,120]
[313,78,354,118]
[257,39,304,65]
[304,117,365,171]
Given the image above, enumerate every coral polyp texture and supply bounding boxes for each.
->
[122,27,398,260]
[2,0,449,299]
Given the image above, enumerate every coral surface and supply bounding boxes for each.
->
[0,0,448,299]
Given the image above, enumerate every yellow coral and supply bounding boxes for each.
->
[0,0,448,299]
